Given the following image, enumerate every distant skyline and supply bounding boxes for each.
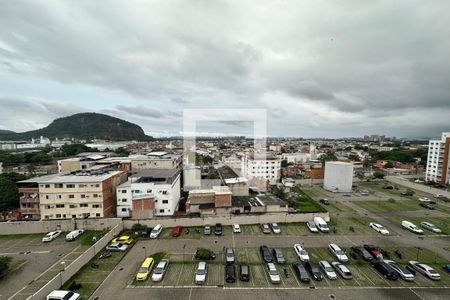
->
[1,1,450,138]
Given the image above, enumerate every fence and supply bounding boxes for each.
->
[0,218,122,235]
[28,222,123,300]
[124,212,330,229]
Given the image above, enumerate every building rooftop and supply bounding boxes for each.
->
[19,170,124,184]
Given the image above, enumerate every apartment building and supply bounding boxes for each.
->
[186,186,232,216]
[116,169,181,218]
[129,152,182,170]
[426,132,450,184]
[18,170,127,220]
[241,152,281,185]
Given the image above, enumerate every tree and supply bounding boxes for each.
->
[0,256,12,274]
[373,171,384,179]
[114,147,129,156]
[384,161,394,168]
[281,159,288,168]
[319,153,338,165]
[0,177,19,212]
[348,154,360,161]
[272,186,287,201]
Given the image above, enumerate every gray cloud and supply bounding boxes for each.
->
[0,1,449,137]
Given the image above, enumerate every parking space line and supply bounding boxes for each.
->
[356,268,376,286]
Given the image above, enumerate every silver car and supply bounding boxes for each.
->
[225,247,235,264]
[384,260,414,281]
[266,263,281,283]
[106,242,128,251]
[319,260,337,280]
[195,261,208,284]
[152,259,169,282]
[420,221,442,233]
[408,261,440,280]
[331,261,352,279]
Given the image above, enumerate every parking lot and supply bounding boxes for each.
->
[0,231,100,300]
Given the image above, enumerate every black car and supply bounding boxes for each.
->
[304,261,323,281]
[215,223,223,235]
[195,248,216,260]
[351,246,373,261]
[292,262,310,282]
[372,260,399,280]
[420,202,434,210]
[260,245,273,263]
[401,191,414,196]
[383,185,394,189]
[225,264,236,283]
[239,264,250,281]
[319,198,330,205]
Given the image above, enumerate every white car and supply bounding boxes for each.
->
[328,243,348,262]
[266,263,281,283]
[106,242,128,251]
[293,244,310,262]
[152,259,169,282]
[306,220,319,233]
[46,290,80,300]
[420,221,442,233]
[414,179,424,183]
[150,224,163,239]
[232,224,241,233]
[319,260,337,280]
[408,261,440,280]
[418,197,431,203]
[65,229,84,241]
[271,223,281,234]
[369,223,389,235]
[384,260,415,281]
[42,231,62,242]
[401,220,424,234]
[195,261,207,284]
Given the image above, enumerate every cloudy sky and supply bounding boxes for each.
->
[0,0,449,138]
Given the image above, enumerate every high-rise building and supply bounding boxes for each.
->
[425,132,450,184]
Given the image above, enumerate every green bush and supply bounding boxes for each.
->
[131,223,147,232]
[0,256,12,274]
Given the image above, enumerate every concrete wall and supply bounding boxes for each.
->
[29,222,123,300]
[0,218,122,235]
[124,212,330,229]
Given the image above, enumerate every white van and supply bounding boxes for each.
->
[313,217,329,233]
[150,224,163,239]
[66,229,84,241]
[401,220,424,234]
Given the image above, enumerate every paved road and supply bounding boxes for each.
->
[386,176,450,199]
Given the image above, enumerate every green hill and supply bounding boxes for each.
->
[0,113,151,141]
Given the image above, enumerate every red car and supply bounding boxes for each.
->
[172,226,182,237]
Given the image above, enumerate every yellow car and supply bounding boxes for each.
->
[136,257,154,281]
[111,235,133,245]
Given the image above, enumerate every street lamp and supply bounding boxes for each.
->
[59,261,66,287]
[142,246,147,259]
[183,244,186,263]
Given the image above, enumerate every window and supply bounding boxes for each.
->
[95,184,100,187]
[69,204,77,208]
[81,194,86,198]
[56,214,61,218]
[45,184,50,188]
[162,191,168,195]
[72,215,76,219]
[57,195,62,199]
[93,194,99,198]
[121,208,127,212]
[56,204,65,208]
[96,213,101,217]
[162,200,168,204]
[80,204,88,208]
[121,199,127,202]
[66,184,75,188]
[92,204,101,208]
[45,195,49,200]
[69,194,75,199]
[146,189,153,193]
[55,183,63,188]
[121,190,127,194]
[79,184,87,188]
[159,209,165,213]
[45,205,51,209]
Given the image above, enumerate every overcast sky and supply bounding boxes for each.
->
[0,0,449,138]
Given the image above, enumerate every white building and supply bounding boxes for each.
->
[281,153,310,164]
[425,132,450,184]
[323,161,353,193]
[129,153,182,170]
[241,152,281,185]
[116,169,181,218]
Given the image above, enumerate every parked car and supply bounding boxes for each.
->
[401,221,424,234]
[401,191,414,196]
[42,231,62,242]
[319,198,330,205]
[351,246,373,261]
[442,264,450,273]
[112,235,133,245]
[313,217,329,233]
[260,223,271,234]
[46,290,80,300]
[420,221,442,233]
[260,245,273,263]
[420,202,434,210]
[150,224,163,239]
[214,223,223,235]
[414,179,425,183]
[363,244,383,259]
[272,248,286,264]
[136,257,155,281]
[225,264,236,283]
[331,261,352,279]
[225,247,235,264]
[306,220,319,233]
[65,229,84,241]
[239,263,250,281]
[369,223,389,235]
[140,227,153,237]
[372,260,398,280]
[383,185,394,189]
[195,261,208,284]
[304,261,323,281]
[172,226,182,237]
[151,259,170,282]
[418,197,432,203]
[292,262,310,282]
[319,260,337,280]
[266,263,281,284]
[294,244,310,262]
[384,260,414,281]
[195,248,216,260]
[360,191,369,196]
[408,261,441,280]
[329,243,348,262]
[204,225,211,235]
[271,223,281,234]
[232,224,241,233]
[106,242,128,252]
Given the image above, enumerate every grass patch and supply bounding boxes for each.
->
[77,230,108,246]
[328,216,381,235]
[354,199,420,212]
[291,188,327,212]
[386,216,450,235]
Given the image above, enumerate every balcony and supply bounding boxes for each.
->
[20,197,40,204]
[20,207,40,214]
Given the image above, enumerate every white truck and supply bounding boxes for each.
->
[313,217,329,233]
